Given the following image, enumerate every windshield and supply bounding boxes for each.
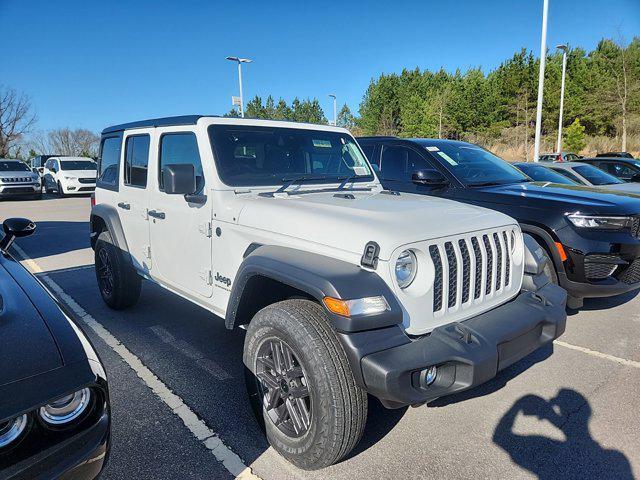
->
[573,165,623,185]
[420,142,528,186]
[0,161,30,172]
[516,164,577,185]
[60,160,96,171]
[208,125,374,187]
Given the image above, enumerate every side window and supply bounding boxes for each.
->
[551,168,584,184]
[158,133,203,192]
[98,136,122,188]
[380,145,430,182]
[610,162,635,178]
[124,135,150,187]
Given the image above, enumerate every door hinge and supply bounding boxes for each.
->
[200,269,214,285]
[144,245,151,259]
[199,222,213,238]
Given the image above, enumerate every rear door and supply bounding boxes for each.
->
[148,129,213,298]
[118,129,153,273]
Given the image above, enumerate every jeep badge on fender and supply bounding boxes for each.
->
[90,116,567,470]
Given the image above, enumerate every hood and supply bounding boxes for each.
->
[237,190,515,260]
[0,265,62,386]
[472,181,640,215]
[593,183,640,195]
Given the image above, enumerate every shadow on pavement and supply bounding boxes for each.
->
[13,221,90,258]
[566,289,640,316]
[493,389,633,480]
[427,342,554,408]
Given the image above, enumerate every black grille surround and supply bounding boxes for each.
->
[459,240,471,304]
[494,233,503,291]
[502,232,511,287]
[472,237,483,299]
[78,177,97,184]
[444,242,457,308]
[619,259,640,285]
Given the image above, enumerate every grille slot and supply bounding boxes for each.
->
[632,217,640,239]
[494,233,503,290]
[429,246,443,312]
[444,242,457,308]
[483,235,493,295]
[619,259,640,285]
[471,237,483,299]
[458,240,471,304]
[502,232,511,286]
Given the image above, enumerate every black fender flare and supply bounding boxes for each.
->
[225,245,403,333]
[90,204,132,264]
[520,223,565,275]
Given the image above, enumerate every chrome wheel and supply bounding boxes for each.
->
[97,248,114,296]
[255,338,311,438]
[0,414,27,448]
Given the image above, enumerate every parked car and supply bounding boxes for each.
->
[357,137,640,309]
[513,162,578,185]
[538,152,582,162]
[0,218,110,479]
[43,157,97,196]
[547,162,640,195]
[595,152,635,159]
[91,116,566,470]
[0,159,42,200]
[577,157,640,183]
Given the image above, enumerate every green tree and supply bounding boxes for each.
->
[336,104,356,129]
[564,118,586,152]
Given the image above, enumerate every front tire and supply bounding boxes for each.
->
[243,299,367,470]
[57,181,65,197]
[94,231,142,310]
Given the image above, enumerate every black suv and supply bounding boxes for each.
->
[358,137,640,308]
[578,157,640,183]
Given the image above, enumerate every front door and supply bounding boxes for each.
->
[148,130,213,298]
[119,130,153,273]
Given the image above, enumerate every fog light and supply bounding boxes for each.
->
[39,388,91,425]
[0,414,28,448]
[425,366,437,385]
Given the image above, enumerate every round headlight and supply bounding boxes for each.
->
[39,388,91,425]
[395,250,418,289]
[0,414,28,448]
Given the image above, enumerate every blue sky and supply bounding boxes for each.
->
[2,0,639,133]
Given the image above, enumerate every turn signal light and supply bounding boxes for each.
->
[554,242,568,262]
[323,296,390,317]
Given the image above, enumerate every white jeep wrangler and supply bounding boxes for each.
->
[90,116,566,470]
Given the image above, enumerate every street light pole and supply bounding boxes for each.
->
[329,94,337,126]
[225,56,253,117]
[556,44,568,154]
[533,0,549,162]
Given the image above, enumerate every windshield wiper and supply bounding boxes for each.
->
[275,175,327,193]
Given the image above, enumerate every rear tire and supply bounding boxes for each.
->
[94,230,141,310]
[243,299,367,470]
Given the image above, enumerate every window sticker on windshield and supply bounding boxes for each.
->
[437,152,458,165]
[353,166,368,176]
[313,139,332,148]
[426,146,439,152]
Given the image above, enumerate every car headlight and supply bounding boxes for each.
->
[39,388,91,425]
[395,250,418,289]
[0,414,28,448]
[567,214,633,230]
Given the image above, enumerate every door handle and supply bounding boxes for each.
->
[117,202,131,210]
[148,210,165,219]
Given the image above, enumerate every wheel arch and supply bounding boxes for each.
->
[520,223,565,275]
[90,204,132,265]
[225,245,403,333]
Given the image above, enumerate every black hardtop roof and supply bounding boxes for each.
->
[102,115,216,135]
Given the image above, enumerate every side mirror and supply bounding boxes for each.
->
[0,218,36,255]
[412,169,449,186]
[163,164,196,195]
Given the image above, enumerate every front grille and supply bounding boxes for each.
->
[619,259,640,285]
[78,186,95,192]
[584,254,619,280]
[632,217,640,239]
[78,177,96,184]
[429,228,516,313]
[2,177,32,183]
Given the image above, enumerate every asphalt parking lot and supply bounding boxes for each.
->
[2,195,640,479]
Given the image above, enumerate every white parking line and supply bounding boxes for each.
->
[555,340,640,369]
[12,245,261,480]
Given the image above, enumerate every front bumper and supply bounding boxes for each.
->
[0,184,40,196]
[1,408,109,480]
[356,283,566,407]
[60,179,96,194]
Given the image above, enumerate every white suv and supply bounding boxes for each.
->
[90,116,566,470]
[43,156,97,195]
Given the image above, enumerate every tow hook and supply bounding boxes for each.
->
[531,292,551,306]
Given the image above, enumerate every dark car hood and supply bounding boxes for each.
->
[472,182,640,215]
[0,263,62,387]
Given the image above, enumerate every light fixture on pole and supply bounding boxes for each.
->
[533,0,549,162]
[556,44,568,154]
[225,56,253,117]
[329,94,337,126]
